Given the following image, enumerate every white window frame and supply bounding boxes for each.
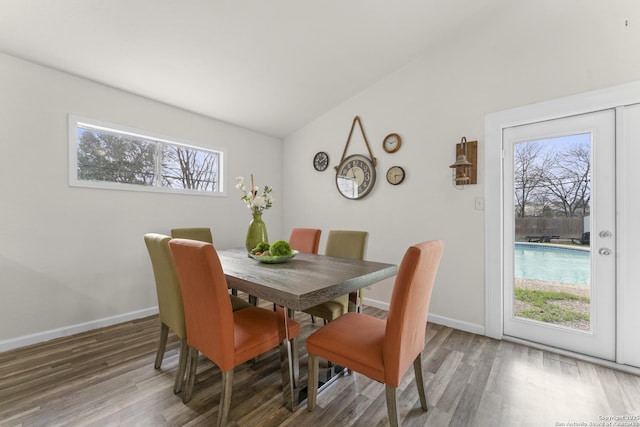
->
[68,115,226,196]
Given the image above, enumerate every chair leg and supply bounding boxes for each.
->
[174,338,189,394]
[385,385,401,427]
[413,353,429,411]
[155,323,169,369]
[307,353,319,411]
[311,315,316,324]
[182,347,199,403]
[217,370,234,427]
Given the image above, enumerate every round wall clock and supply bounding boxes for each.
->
[383,133,402,154]
[386,166,405,185]
[313,151,329,171]
[335,154,376,200]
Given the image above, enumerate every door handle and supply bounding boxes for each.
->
[598,248,612,256]
[599,230,612,238]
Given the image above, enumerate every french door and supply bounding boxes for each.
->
[502,109,616,360]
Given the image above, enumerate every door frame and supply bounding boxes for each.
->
[502,111,616,360]
[485,80,640,367]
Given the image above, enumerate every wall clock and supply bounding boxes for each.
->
[386,166,405,185]
[335,154,376,200]
[383,133,401,153]
[313,151,329,171]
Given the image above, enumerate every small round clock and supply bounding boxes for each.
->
[386,166,405,185]
[313,151,329,171]
[383,133,402,154]
[335,154,376,200]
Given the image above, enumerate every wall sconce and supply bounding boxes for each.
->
[449,137,477,190]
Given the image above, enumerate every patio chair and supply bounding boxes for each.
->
[571,232,590,245]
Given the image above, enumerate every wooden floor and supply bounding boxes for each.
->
[1,300,640,427]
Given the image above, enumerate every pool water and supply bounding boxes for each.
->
[514,243,590,286]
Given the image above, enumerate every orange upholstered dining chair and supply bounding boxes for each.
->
[306,240,445,427]
[288,228,322,254]
[168,238,301,426]
[271,228,323,311]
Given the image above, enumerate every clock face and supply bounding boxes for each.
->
[335,154,376,199]
[386,166,405,185]
[313,151,329,171]
[383,133,401,153]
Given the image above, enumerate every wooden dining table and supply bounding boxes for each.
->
[216,247,398,411]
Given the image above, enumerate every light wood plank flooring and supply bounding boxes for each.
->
[1,299,639,426]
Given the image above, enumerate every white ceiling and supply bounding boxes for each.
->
[0,0,508,138]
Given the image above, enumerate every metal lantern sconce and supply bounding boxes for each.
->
[449,137,478,190]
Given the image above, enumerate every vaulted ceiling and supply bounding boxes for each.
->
[0,0,509,137]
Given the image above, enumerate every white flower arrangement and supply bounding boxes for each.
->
[235,174,273,214]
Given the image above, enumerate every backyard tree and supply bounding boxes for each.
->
[541,143,590,218]
[77,128,218,191]
[161,145,218,191]
[77,129,155,185]
[514,139,590,218]
[514,141,554,218]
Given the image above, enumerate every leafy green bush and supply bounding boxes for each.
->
[269,240,292,256]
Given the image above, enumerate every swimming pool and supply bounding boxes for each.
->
[514,243,590,286]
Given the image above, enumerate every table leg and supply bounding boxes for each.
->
[279,307,300,411]
[278,308,347,411]
[356,289,363,313]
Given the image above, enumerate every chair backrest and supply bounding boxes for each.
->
[170,227,213,243]
[325,230,368,259]
[383,240,445,387]
[143,233,186,339]
[289,228,322,254]
[168,239,235,371]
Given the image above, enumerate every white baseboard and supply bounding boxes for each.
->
[427,313,486,336]
[0,307,159,353]
[364,297,486,336]
[362,296,390,311]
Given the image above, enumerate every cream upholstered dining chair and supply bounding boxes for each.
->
[171,227,245,299]
[144,233,189,394]
[168,238,301,426]
[170,227,213,243]
[306,240,445,427]
[144,233,250,394]
[288,228,322,254]
[302,230,367,323]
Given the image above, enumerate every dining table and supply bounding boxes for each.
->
[216,247,398,411]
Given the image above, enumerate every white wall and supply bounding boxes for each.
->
[282,2,640,332]
[0,53,282,349]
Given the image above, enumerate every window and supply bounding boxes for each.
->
[69,115,224,195]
